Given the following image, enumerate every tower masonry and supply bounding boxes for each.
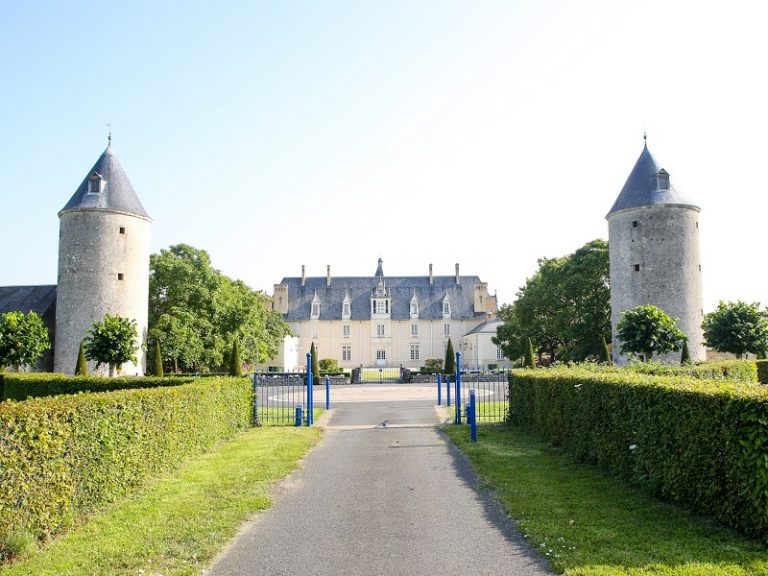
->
[607,142,704,364]
[54,144,151,375]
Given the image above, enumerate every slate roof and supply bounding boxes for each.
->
[464,317,503,336]
[607,143,699,216]
[0,285,57,316]
[59,145,150,219]
[280,275,484,322]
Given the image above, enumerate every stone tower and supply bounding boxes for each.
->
[607,141,704,364]
[54,143,151,375]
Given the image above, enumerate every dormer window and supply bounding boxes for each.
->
[370,280,391,318]
[442,294,452,318]
[87,172,104,194]
[656,169,670,190]
[342,292,351,320]
[410,292,419,319]
[310,293,321,319]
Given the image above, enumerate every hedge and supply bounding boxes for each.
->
[623,359,758,382]
[0,378,251,556]
[508,367,768,539]
[1,373,195,402]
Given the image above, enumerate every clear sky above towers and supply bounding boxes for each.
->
[2,1,766,312]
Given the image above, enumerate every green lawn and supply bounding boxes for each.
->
[1,427,321,576]
[444,424,768,576]
[444,400,508,423]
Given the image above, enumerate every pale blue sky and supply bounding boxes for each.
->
[2,1,766,312]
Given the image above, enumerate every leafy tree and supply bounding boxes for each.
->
[599,336,612,365]
[84,314,138,376]
[423,358,443,372]
[149,244,289,372]
[151,340,164,377]
[309,342,320,386]
[702,300,768,359]
[524,337,536,368]
[493,239,610,363]
[680,340,692,365]
[75,340,88,376]
[444,338,456,375]
[319,358,340,373]
[616,305,686,362]
[229,339,242,377]
[0,311,50,372]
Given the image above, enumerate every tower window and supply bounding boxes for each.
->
[119,227,126,234]
[632,221,638,228]
[117,273,125,280]
[633,264,640,272]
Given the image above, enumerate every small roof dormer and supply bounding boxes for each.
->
[410,291,419,319]
[310,291,321,319]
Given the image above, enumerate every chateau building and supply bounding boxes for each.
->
[270,260,498,370]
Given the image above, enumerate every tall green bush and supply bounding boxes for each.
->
[598,336,611,364]
[444,338,456,375]
[507,367,768,538]
[152,341,164,377]
[680,341,692,365]
[0,378,251,556]
[75,341,88,376]
[309,342,320,386]
[524,337,536,368]
[229,340,242,377]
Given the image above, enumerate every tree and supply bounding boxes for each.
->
[319,358,340,373]
[0,311,50,372]
[84,314,138,376]
[75,341,88,376]
[702,301,768,359]
[229,339,242,377]
[309,342,320,386]
[444,338,456,375]
[149,244,289,372]
[493,239,610,363]
[524,337,536,368]
[423,358,443,372]
[616,305,686,362]
[149,340,164,377]
[680,340,692,365]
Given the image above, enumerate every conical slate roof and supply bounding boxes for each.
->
[607,143,698,216]
[59,145,150,219]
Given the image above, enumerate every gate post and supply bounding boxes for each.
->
[469,389,477,443]
[446,374,451,407]
[455,352,462,424]
[437,373,442,406]
[325,375,331,410]
[306,352,314,427]
[252,372,260,427]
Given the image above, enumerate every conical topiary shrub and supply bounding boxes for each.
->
[152,341,164,377]
[444,338,456,375]
[524,337,536,368]
[599,336,612,365]
[75,340,88,376]
[680,340,692,365]
[229,339,242,377]
[309,342,320,386]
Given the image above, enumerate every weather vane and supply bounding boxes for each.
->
[107,123,112,145]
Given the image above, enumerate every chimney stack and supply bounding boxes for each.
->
[429,263,433,286]
[301,265,305,287]
[455,263,460,285]
[327,265,331,286]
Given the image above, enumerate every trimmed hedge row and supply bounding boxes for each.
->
[622,359,758,382]
[508,368,768,539]
[0,373,195,401]
[0,378,252,555]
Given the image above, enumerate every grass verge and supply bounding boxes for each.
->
[0,427,321,576]
[444,424,768,576]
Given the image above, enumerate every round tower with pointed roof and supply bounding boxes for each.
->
[54,143,151,375]
[607,141,704,364]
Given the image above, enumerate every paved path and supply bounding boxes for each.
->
[206,387,553,576]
